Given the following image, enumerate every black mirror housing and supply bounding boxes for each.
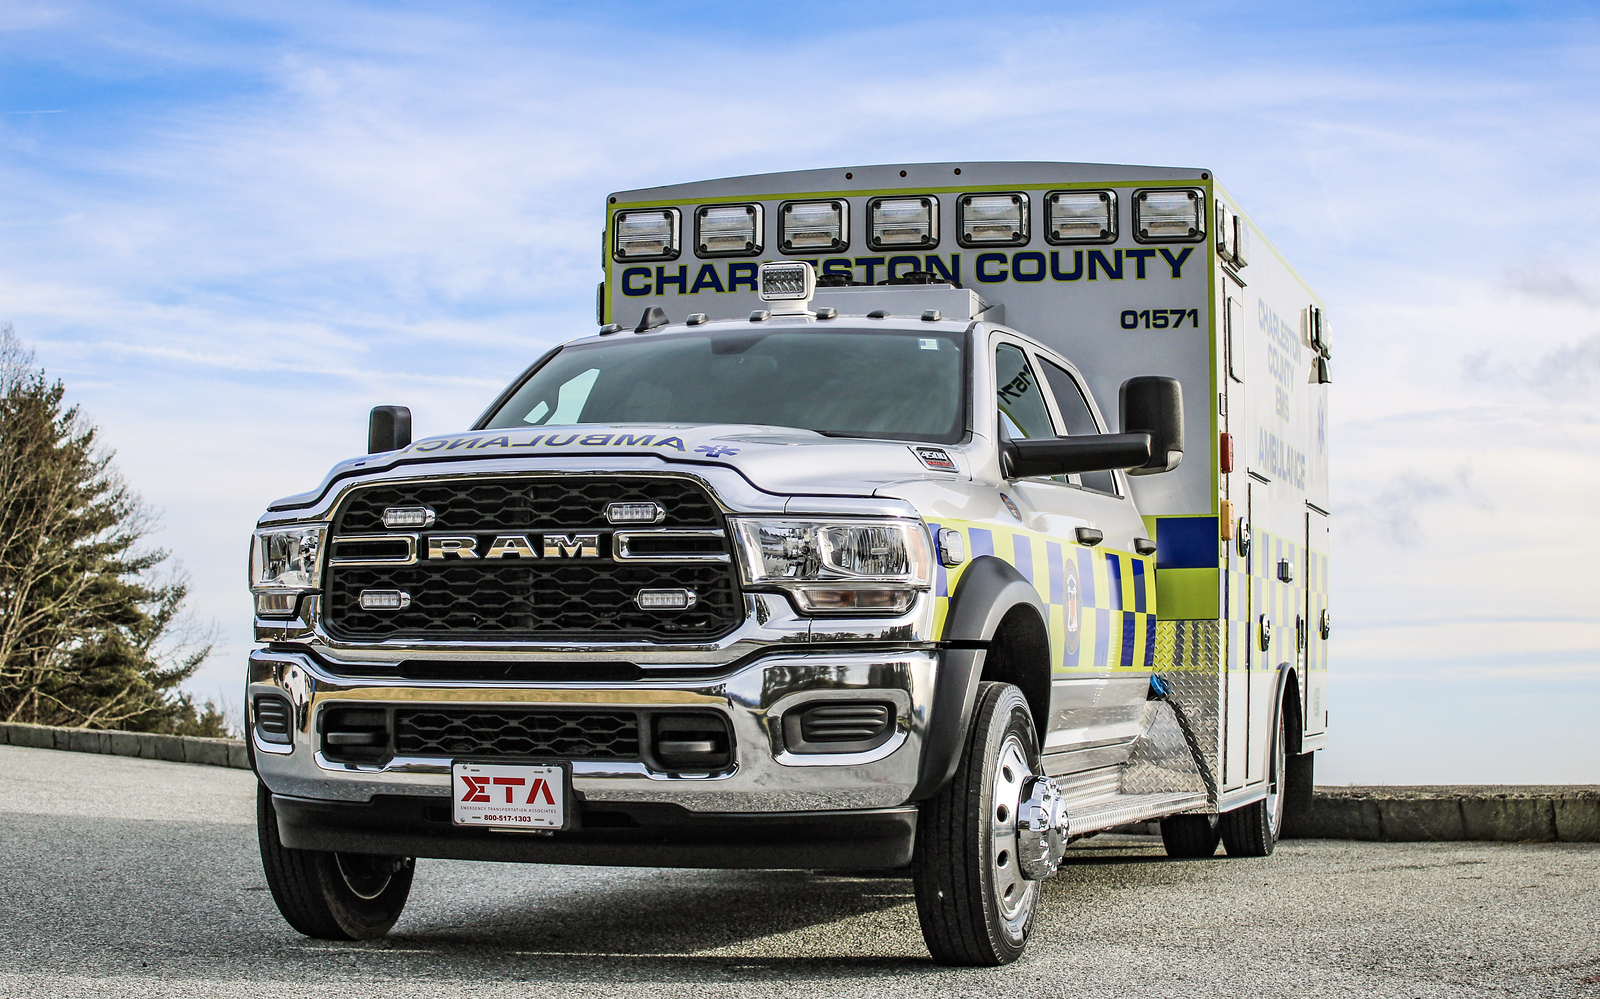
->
[368,405,412,454]
[1004,432,1152,478]
[1120,376,1183,475]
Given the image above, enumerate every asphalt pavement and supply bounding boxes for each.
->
[2,743,1597,998]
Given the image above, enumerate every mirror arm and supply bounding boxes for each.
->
[1007,432,1152,478]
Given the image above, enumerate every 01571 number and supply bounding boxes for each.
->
[1121,308,1198,330]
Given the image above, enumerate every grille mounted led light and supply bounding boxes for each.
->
[758,260,816,314]
[606,501,665,525]
[959,193,1029,247]
[867,196,938,250]
[695,203,762,257]
[358,589,411,610]
[612,208,681,261]
[780,199,848,253]
[635,588,698,610]
[382,506,435,529]
[1133,188,1205,243]
[1046,190,1116,244]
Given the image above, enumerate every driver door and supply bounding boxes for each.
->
[992,339,1151,772]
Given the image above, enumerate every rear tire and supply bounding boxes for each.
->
[257,784,415,940]
[912,682,1041,967]
[1160,814,1220,858]
[1220,700,1287,857]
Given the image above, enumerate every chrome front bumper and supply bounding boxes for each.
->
[248,646,937,813]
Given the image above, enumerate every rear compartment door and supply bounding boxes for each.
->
[1304,508,1329,739]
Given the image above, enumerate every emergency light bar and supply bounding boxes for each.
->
[868,196,938,249]
[959,193,1029,247]
[1046,190,1116,244]
[780,200,848,253]
[1133,189,1204,242]
[696,203,762,257]
[758,260,816,315]
[613,208,681,261]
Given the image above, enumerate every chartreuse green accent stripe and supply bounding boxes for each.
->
[1157,568,1219,620]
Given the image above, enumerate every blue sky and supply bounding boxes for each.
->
[2,1,1597,782]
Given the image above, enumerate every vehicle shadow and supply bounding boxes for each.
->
[0,808,1212,986]
[391,865,926,961]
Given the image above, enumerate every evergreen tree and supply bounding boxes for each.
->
[0,324,217,732]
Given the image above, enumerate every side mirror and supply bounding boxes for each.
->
[368,406,412,454]
[1004,433,1153,478]
[1120,376,1183,475]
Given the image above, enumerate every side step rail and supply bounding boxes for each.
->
[1064,791,1209,838]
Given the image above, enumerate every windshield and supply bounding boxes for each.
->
[482,327,968,443]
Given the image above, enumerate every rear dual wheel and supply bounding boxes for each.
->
[1219,704,1288,857]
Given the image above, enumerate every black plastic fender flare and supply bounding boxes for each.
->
[1269,661,1302,759]
[909,556,1050,801]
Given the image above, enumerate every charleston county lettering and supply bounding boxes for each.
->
[1258,298,1306,425]
[410,433,687,453]
[620,248,1194,297]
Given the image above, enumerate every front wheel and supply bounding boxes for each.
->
[912,682,1042,967]
[257,784,415,940]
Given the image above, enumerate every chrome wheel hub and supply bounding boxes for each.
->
[989,735,1038,928]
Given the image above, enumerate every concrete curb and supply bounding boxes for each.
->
[1288,786,1600,843]
[3,724,1597,844]
[0,721,249,770]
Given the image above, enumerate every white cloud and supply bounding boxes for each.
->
[1,2,1597,778]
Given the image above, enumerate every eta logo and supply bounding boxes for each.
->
[460,775,556,805]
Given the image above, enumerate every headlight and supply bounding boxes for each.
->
[730,519,934,615]
[249,524,327,618]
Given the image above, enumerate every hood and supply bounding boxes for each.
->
[268,424,971,511]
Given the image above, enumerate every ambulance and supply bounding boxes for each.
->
[246,161,1332,965]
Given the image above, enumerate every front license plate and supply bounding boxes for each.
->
[451,762,568,831]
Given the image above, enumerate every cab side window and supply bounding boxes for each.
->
[1039,358,1119,495]
[994,344,1055,443]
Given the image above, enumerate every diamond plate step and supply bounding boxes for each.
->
[1065,790,1210,837]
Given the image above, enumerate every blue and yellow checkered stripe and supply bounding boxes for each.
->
[1224,527,1325,672]
[930,519,1156,674]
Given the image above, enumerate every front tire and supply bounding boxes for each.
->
[912,682,1041,967]
[257,784,415,940]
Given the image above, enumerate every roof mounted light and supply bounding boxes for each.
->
[959,193,1029,247]
[613,208,681,260]
[758,260,815,315]
[695,203,762,257]
[1133,188,1205,243]
[780,199,848,254]
[868,196,938,250]
[1046,190,1116,244]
